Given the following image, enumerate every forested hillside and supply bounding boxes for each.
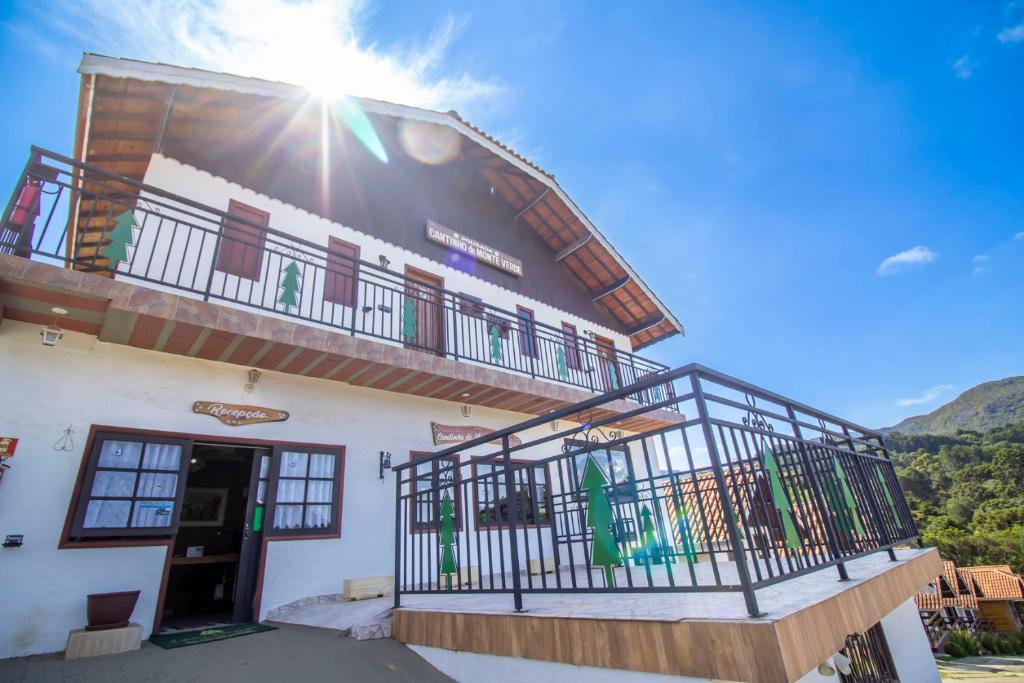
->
[887,422,1024,572]
[888,376,1024,434]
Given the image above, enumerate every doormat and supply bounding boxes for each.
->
[150,622,276,649]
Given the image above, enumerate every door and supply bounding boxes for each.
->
[593,335,619,391]
[404,267,445,355]
[232,448,271,623]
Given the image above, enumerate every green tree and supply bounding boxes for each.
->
[607,363,619,390]
[581,455,622,586]
[102,210,137,265]
[278,261,301,311]
[763,448,801,550]
[555,346,568,379]
[438,492,458,589]
[638,505,662,565]
[834,458,866,536]
[402,296,417,343]
[489,323,502,363]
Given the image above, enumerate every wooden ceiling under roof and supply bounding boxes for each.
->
[71,64,683,350]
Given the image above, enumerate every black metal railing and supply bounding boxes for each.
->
[391,364,920,616]
[0,147,672,404]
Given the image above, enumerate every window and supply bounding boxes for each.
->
[324,237,360,307]
[473,460,551,527]
[567,440,636,502]
[458,293,485,317]
[410,453,461,532]
[560,322,581,370]
[516,306,537,358]
[267,445,344,536]
[70,432,191,539]
[215,200,269,280]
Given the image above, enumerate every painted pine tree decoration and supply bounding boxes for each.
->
[438,491,458,589]
[278,261,302,312]
[402,296,417,343]
[580,456,622,587]
[763,447,801,550]
[555,346,568,379]
[677,502,697,562]
[489,323,502,363]
[639,505,663,565]
[875,467,898,520]
[834,458,865,536]
[102,210,137,266]
[607,362,619,390]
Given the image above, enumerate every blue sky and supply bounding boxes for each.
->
[1,0,1022,428]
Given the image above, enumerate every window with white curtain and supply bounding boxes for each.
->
[268,446,344,536]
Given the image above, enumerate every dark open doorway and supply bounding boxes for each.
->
[159,443,269,633]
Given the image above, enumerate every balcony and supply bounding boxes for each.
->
[0,148,676,425]
[390,364,937,681]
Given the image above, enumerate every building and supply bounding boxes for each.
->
[958,565,1024,633]
[914,559,985,649]
[0,55,941,682]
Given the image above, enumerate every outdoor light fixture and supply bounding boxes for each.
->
[40,307,68,347]
[816,661,835,676]
[244,368,262,393]
[461,393,472,418]
[379,451,392,479]
[832,652,851,675]
[378,255,391,269]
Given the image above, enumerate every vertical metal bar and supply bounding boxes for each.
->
[503,436,525,611]
[393,468,403,608]
[690,372,762,617]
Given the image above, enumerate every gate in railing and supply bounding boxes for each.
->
[0,147,672,405]
[392,364,919,616]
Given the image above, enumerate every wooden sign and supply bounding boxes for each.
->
[0,437,18,458]
[430,422,522,447]
[427,220,524,277]
[192,402,289,427]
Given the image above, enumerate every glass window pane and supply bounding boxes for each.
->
[142,443,182,471]
[131,500,175,527]
[83,499,131,528]
[259,455,270,479]
[98,440,143,469]
[308,453,335,478]
[136,472,178,498]
[306,480,333,503]
[273,504,303,530]
[305,505,332,529]
[91,471,137,497]
[280,451,308,478]
[276,478,306,503]
[256,480,266,504]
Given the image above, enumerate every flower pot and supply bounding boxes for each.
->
[85,590,140,631]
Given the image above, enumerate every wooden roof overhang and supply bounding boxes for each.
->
[71,54,683,351]
[0,253,681,435]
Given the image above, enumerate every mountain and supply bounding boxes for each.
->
[887,376,1024,435]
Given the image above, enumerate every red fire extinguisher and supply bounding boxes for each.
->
[6,179,41,231]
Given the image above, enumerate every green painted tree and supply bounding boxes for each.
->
[402,296,417,343]
[638,505,663,565]
[102,210,137,266]
[834,457,866,536]
[653,384,663,402]
[676,502,697,562]
[278,261,301,312]
[581,455,622,586]
[438,491,458,589]
[763,447,802,550]
[489,323,502,363]
[555,346,568,379]
[607,362,619,390]
[875,467,898,520]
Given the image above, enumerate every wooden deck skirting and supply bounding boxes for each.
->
[0,255,680,431]
[392,548,941,683]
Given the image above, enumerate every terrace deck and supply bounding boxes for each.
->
[393,547,940,683]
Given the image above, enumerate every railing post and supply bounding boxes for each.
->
[502,435,525,612]
[449,293,460,362]
[393,466,403,609]
[786,406,849,581]
[690,372,762,617]
[202,224,225,302]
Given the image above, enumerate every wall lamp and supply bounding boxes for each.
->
[461,393,472,418]
[378,255,391,269]
[244,368,262,393]
[40,307,68,347]
[379,451,392,479]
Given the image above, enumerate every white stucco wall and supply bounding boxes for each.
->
[137,154,633,357]
[0,320,590,658]
[881,597,941,683]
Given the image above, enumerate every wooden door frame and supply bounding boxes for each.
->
[404,265,446,356]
